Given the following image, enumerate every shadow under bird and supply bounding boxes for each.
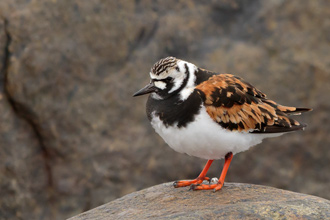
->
[133,57,312,192]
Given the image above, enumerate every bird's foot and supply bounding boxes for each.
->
[173,176,210,188]
[190,181,224,192]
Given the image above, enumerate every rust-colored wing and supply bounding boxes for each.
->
[195,74,311,133]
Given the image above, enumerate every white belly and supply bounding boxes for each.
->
[150,106,282,160]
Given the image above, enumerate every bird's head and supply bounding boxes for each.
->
[133,57,197,100]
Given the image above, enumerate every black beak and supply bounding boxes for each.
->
[133,83,157,97]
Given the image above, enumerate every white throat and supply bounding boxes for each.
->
[178,61,197,101]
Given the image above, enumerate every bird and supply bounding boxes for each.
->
[133,56,312,192]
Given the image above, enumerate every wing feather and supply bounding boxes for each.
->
[196,74,312,133]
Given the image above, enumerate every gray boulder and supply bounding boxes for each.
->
[69,182,330,220]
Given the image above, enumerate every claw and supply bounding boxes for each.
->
[190,184,199,191]
[173,176,211,188]
[173,160,214,188]
[190,182,224,191]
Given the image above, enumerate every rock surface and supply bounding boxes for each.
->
[69,182,330,220]
[0,0,329,219]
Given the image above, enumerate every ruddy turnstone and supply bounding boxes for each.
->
[133,56,311,192]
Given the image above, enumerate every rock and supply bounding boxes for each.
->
[0,13,51,220]
[0,0,329,219]
[69,182,330,220]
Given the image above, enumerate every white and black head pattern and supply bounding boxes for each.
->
[133,57,210,128]
[149,56,198,100]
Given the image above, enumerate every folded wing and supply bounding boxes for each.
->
[195,74,312,133]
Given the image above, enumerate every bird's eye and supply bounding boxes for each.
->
[175,67,179,71]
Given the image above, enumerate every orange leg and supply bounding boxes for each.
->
[190,152,233,192]
[173,160,214,188]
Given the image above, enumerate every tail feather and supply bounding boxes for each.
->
[283,107,312,115]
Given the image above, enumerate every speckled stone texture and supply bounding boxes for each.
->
[0,0,329,219]
[69,182,330,220]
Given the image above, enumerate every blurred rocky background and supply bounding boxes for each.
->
[0,0,329,219]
